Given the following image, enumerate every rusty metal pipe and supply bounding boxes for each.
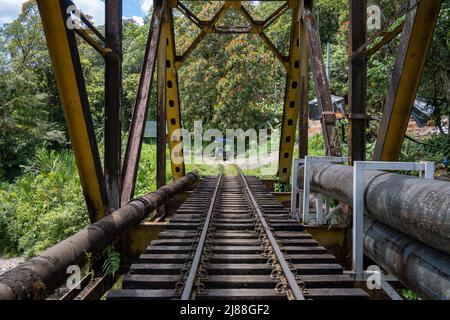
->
[364,216,450,300]
[298,163,450,255]
[0,172,198,300]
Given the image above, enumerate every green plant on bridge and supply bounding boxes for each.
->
[101,246,121,278]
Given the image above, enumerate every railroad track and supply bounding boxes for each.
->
[108,167,368,300]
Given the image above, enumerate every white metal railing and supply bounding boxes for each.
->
[352,161,435,280]
[291,157,435,299]
[290,156,349,224]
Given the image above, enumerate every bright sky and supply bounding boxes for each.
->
[0,0,153,25]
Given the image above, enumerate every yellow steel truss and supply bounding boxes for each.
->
[278,0,302,183]
[37,0,107,222]
[165,5,186,179]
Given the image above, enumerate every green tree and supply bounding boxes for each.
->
[0,1,63,180]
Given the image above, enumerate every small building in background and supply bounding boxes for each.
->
[309,96,434,127]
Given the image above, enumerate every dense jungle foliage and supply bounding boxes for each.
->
[0,0,449,257]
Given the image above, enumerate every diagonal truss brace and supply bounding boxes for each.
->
[36,0,108,222]
[175,1,290,70]
[303,0,341,158]
[373,0,443,161]
[121,1,164,203]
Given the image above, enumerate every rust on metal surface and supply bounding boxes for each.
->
[121,0,164,203]
[0,172,199,300]
[297,163,450,255]
[176,2,289,70]
[303,0,341,157]
[364,216,450,300]
[298,1,309,159]
[74,28,112,57]
[349,0,367,163]
[166,8,186,179]
[37,0,108,222]
[157,5,168,216]
[373,0,443,161]
[105,0,123,211]
[107,172,367,300]
[278,0,301,182]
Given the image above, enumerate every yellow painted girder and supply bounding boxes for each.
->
[37,0,107,222]
[278,1,302,183]
[373,0,443,161]
[165,10,186,179]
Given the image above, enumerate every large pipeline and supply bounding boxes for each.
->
[298,163,450,255]
[0,172,198,300]
[298,164,450,299]
[364,216,450,300]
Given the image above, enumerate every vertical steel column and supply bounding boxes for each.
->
[298,0,309,159]
[303,0,341,157]
[166,4,186,180]
[373,0,442,161]
[278,0,301,183]
[121,1,163,203]
[37,0,107,222]
[105,0,122,211]
[157,5,168,194]
[349,0,367,164]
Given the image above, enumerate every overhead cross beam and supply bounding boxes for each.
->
[373,0,443,161]
[175,3,226,68]
[239,4,288,70]
[176,1,202,28]
[175,1,289,70]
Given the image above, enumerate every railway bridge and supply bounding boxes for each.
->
[0,0,448,301]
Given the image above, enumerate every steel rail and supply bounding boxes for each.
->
[236,167,305,300]
[181,172,223,300]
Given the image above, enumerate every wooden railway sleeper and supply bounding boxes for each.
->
[108,172,368,300]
